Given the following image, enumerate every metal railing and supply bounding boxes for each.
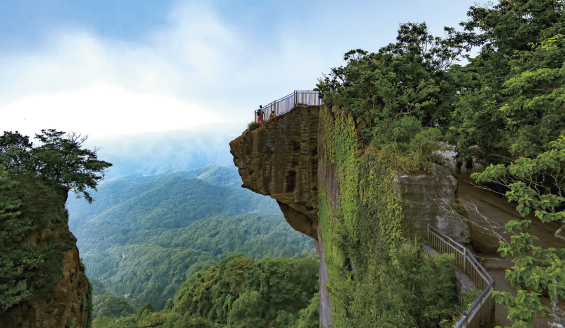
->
[427,225,495,328]
[254,90,323,122]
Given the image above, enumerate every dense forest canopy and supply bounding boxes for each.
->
[316,0,565,170]
[67,165,315,310]
[92,255,320,328]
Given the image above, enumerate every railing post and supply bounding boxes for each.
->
[463,247,467,273]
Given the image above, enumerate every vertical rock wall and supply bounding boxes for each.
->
[230,106,334,325]
[230,106,320,239]
[0,193,90,328]
[0,234,90,328]
[397,164,471,244]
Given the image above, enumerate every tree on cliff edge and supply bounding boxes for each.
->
[0,129,112,202]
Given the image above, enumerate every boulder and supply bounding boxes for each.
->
[397,164,471,244]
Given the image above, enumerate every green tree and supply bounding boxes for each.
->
[171,255,318,326]
[92,293,136,319]
[316,22,464,130]
[0,129,112,202]
[315,22,462,173]
[136,303,154,321]
[294,293,320,328]
[91,316,114,328]
[447,0,565,164]
[227,290,266,328]
[473,136,565,327]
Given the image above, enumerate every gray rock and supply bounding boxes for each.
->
[397,164,471,243]
[451,264,478,293]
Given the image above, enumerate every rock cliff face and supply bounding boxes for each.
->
[230,105,470,326]
[0,193,90,328]
[230,106,333,326]
[230,106,320,239]
[397,164,471,244]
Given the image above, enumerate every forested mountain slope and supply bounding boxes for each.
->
[67,165,314,310]
[67,164,281,252]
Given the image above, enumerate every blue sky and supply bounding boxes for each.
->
[0,0,481,149]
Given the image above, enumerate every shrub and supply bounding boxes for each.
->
[247,122,260,131]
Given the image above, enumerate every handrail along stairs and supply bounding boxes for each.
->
[428,224,495,328]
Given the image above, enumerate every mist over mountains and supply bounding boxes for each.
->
[83,126,241,180]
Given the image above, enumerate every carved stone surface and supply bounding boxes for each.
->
[397,164,471,244]
[229,105,333,325]
[230,106,320,239]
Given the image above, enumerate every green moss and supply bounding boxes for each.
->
[318,106,458,327]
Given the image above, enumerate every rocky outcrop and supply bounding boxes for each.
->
[397,164,471,244]
[230,106,332,325]
[0,193,90,328]
[230,106,320,239]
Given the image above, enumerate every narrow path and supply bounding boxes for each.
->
[454,170,565,327]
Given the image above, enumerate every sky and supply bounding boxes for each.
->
[0,0,482,164]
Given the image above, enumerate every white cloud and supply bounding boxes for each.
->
[0,3,260,139]
[1,85,218,137]
[0,1,336,141]
[0,0,479,140]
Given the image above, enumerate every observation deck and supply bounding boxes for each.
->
[254,90,322,123]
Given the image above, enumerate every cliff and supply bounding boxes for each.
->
[0,190,91,328]
[230,106,320,240]
[230,105,470,326]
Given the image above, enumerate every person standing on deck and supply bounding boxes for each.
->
[257,105,263,122]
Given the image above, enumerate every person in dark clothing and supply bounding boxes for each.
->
[456,160,463,174]
[465,158,474,173]
[454,154,462,174]
[257,105,264,122]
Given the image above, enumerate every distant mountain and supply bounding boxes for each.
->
[67,165,314,309]
[84,128,239,180]
[159,164,243,187]
[67,164,279,252]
